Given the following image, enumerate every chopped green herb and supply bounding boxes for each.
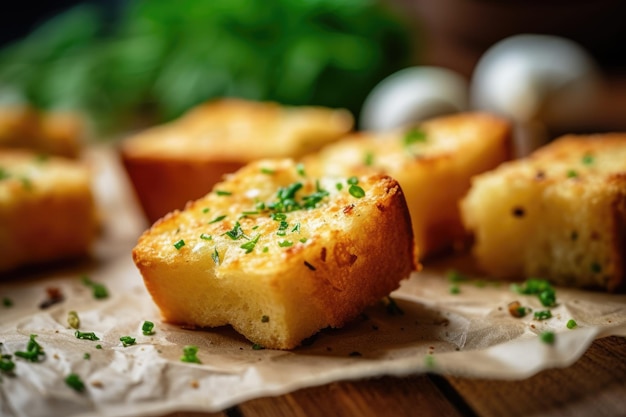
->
[67,311,80,329]
[20,177,33,190]
[240,234,261,254]
[224,222,245,240]
[2,297,12,307]
[540,331,555,345]
[215,190,232,196]
[200,233,212,240]
[347,176,359,185]
[299,237,308,244]
[382,296,404,316]
[403,128,427,146]
[0,168,9,180]
[81,275,109,300]
[181,345,201,363]
[261,315,270,323]
[534,310,552,320]
[120,336,136,347]
[539,291,556,307]
[14,334,45,362]
[512,278,556,307]
[255,201,266,210]
[335,182,343,191]
[566,319,578,329]
[296,163,306,177]
[209,215,227,224]
[142,321,155,335]
[581,154,594,165]
[262,247,269,253]
[252,344,265,350]
[567,169,578,178]
[276,220,289,236]
[348,184,365,198]
[173,239,186,250]
[424,354,435,368]
[83,353,90,360]
[364,151,374,166]
[95,344,102,350]
[65,373,86,392]
[202,207,210,213]
[278,240,293,247]
[291,222,301,233]
[240,210,259,217]
[508,301,528,318]
[446,269,467,283]
[449,285,461,295]
[260,167,275,175]
[211,248,220,265]
[0,354,15,374]
[75,331,100,341]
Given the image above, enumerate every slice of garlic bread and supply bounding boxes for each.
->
[461,134,626,291]
[304,112,511,259]
[132,159,416,349]
[0,150,97,273]
[120,99,354,223]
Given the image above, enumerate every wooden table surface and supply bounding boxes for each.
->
[164,335,626,417]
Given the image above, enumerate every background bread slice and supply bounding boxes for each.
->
[120,99,353,223]
[132,159,416,349]
[304,112,511,259]
[0,150,97,273]
[461,134,626,291]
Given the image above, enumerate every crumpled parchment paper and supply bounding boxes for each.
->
[1,147,626,417]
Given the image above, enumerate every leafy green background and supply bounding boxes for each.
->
[0,0,413,138]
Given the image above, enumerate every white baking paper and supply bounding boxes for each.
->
[1,147,625,417]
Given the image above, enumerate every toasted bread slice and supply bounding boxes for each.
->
[132,159,416,349]
[0,106,84,158]
[0,150,98,273]
[304,112,511,259]
[120,99,354,223]
[461,133,626,291]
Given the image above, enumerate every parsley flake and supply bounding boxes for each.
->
[566,319,578,329]
[240,234,261,254]
[120,336,136,347]
[75,331,99,341]
[349,184,365,198]
[540,331,555,345]
[142,321,155,335]
[81,275,109,299]
[209,215,227,224]
[65,373,86,392]
[14,334,45,362]
[403,128,427,146]
[0,355,16,374]
[173,239,186,250]
[181,345,201,363]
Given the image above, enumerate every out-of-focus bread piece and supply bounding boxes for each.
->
[0,150,98,273]
[304,112,511,259]
[120,99,354,224]
[461,134,626,291]
[0,106,84,158]
[132,159,416,349]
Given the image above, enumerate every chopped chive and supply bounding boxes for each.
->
[83,353,90,360]
[582,154,594,165]
[200,233,212,240]
[67,311,80,329]
[449,285,461,294]
[173,239,186,250]
[262,247,269,253]
[336,182,343,191]
[241,210,259,216]
[75,331,99,341]
[567,169,578,178]
[209,215,227,224]
[81,275,109,300]
[14,334,45,362]
[252,344,265,350]
[446,269,467,283]
[348,185,365,198]
[65,373,86,392]
[403,127,427,146]
[120,336,136,347]
[142,321,155,335]
[215,190,232,196]
[260,167,275,175]
[296,163,306,177]
[299,237,308,243]
[291,222,301,233]
[540,331,555,345]
[424,354,435,368]
[566,319,578,329]
[224,222,245,240]
[95,344,102,350]
[534,310,552,320]
[364,151,374,166]
[211,248,220,265]
[0,354,15,374]
[240,234,261,254]
[181,345,201,363]
[278,240,293,247]
[202,207,210,213]
[347,176,359,185]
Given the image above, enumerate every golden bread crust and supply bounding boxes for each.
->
[133,159,416,349]
[461,133,626,291]
[0,150,97,272]
[120,99,354,223]
[304,112,512,259]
